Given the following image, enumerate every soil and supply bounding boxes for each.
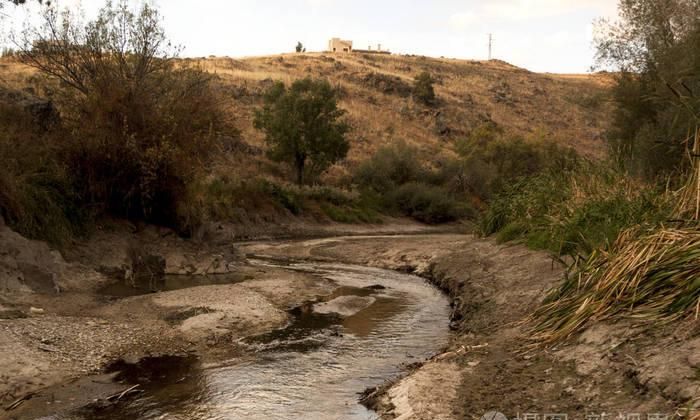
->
[1,227,698,419]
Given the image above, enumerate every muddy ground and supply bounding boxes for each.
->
[1,224,698,419]
[244,235,700,420]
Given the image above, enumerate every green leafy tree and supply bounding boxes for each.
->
[254,77,350,185]
[413,71,436,105]
[595,0,700,178]
[295,41,304,53]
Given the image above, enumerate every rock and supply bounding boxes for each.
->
[0,224,66,294]
[0,86,60,130]
[30,307,45,315]
[313,296,376,317]
[0,308,27,319]
[38,343,59,353]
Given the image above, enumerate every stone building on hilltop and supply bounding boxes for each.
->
[328,38,353,53]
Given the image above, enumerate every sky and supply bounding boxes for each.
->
[1,0,620,73]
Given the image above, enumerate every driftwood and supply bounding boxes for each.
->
[431,343,489,362]
[5,392,35,411]
[106,384,141,402]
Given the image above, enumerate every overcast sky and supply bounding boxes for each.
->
[1,0,619,73]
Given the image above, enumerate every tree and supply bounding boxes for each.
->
[254,77,350,185]
[594,0,700,178]
[296,41,304,53]
[16,1,230,228]
[413,71,436,105]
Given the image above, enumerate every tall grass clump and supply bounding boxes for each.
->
[532,226,700,344]
[530,132,700,344]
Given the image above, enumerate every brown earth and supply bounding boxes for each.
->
[244,235,700,419]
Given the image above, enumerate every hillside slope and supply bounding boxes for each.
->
[2,52,612,181]
[193,53,611,178]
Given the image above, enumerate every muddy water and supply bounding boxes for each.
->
[72,262,451,420]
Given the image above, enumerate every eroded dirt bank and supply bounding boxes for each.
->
[243,235,700,419]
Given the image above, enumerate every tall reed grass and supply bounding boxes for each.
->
[530,130,700,344]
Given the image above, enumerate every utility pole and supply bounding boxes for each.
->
[488,33,493,60]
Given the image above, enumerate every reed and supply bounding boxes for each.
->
[530,129,700,344]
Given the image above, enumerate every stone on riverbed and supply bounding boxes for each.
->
[313,296,376,317]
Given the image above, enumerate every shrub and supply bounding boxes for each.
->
[594,0,700,179]
[0,101,84,245]
[182,175,382,227]
[413,71,436,106]
[354,141,428,194]
[456,124,578,199]
[389,182,465,224]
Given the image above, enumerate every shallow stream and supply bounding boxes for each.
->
[61,262,451,420]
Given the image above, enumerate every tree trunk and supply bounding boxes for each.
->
[296,157,305,186]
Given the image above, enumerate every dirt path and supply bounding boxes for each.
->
[242,235,699,419]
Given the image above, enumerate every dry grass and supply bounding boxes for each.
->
[531,131,700,345]
[1,52,611,183]
[531,226,700,344]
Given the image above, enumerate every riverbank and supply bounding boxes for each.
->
[244,235,699,419]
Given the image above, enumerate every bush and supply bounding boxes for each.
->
[182,176,382,227]
[455,124,578,200]
[354,140,428,194]
[354,140,475,223]
[594,1,700,179]
[389,182,465,224]
[413,72,436,106]
[0,101,85,245]
[481,165,670,256]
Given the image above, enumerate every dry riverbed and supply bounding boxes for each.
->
[1,223,698,419]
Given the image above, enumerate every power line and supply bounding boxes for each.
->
[488,33,493,60]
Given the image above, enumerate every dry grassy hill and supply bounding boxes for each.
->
[190,53,612,179]
[1,52,612,183]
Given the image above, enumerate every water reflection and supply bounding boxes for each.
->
[73,263,451,420]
